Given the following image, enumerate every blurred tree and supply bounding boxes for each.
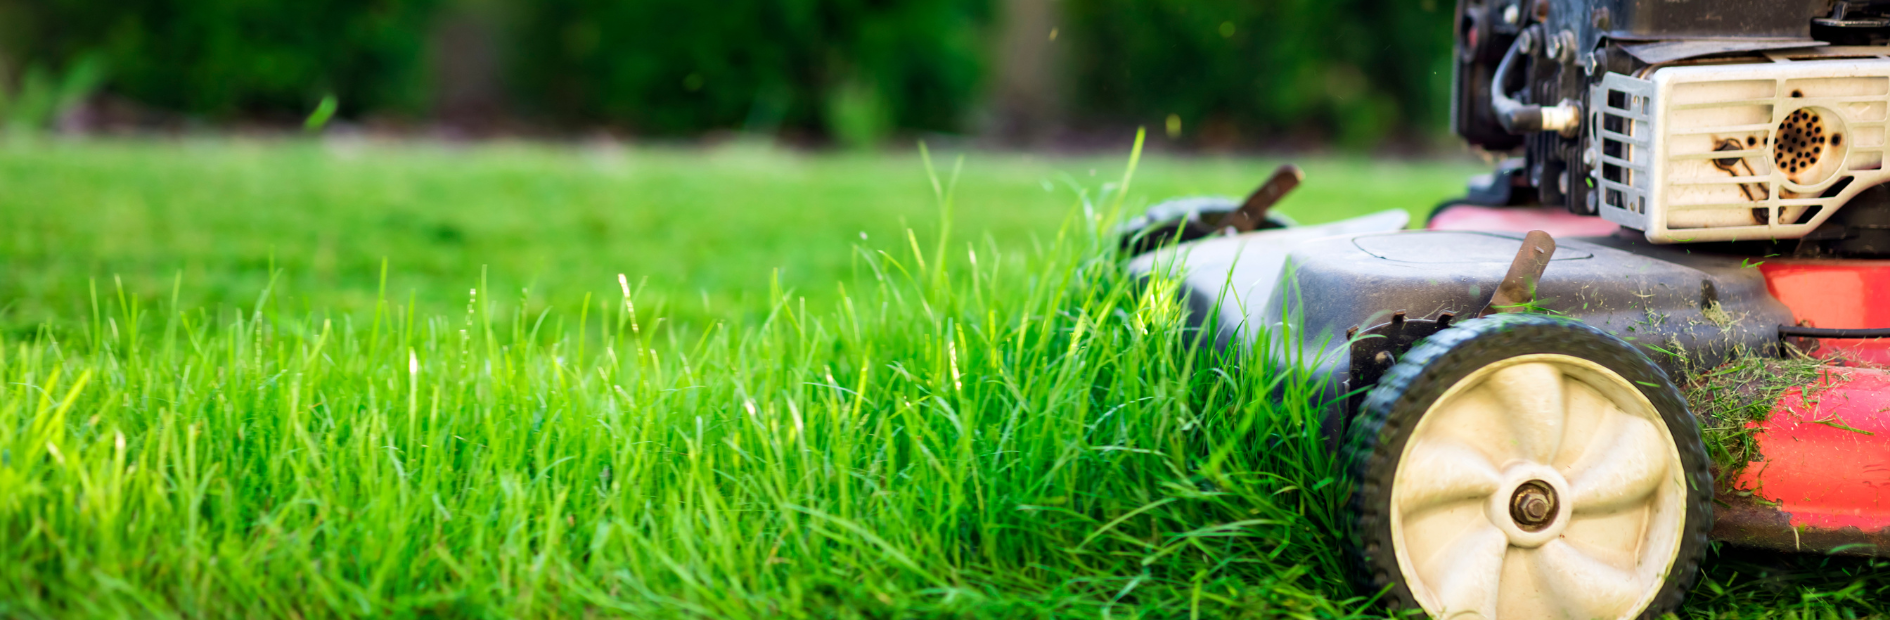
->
[989,0,1065,145]
[430,0,510,131]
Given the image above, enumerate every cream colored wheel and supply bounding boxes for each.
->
[1346,315,1711,620]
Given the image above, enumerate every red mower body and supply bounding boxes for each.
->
[1763,261,1890,365]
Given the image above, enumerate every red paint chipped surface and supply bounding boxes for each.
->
[1735,367,1890,531]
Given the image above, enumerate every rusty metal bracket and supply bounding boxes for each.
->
[1478,230,1557,317]
[1344,310,1460,425]
[1216,164,1304,233]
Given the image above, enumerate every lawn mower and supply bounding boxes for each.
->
[1120,0,1890,617]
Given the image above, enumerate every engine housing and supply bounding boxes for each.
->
[1593,51,1890,242]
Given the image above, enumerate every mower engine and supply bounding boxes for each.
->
[1456,0,1890,252]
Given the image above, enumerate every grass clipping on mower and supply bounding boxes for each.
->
[1682,348,1825,480]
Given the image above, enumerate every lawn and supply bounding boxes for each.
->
[1,138,1884,618]
[0,139,1475,336]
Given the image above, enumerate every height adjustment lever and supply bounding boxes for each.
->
[1479,230,1557,317]
[1216,164,1305,233]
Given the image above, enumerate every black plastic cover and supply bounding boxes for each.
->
[1556,0,1821,49]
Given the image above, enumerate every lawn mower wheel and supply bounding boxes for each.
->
[1343,313,1712,619]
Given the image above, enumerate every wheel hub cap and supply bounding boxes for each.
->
[1387,354,1688,620]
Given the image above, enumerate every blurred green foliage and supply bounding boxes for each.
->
[1064,0,1457,146]
[510,0,991,139]
[0,0,1455,145]
[0,53,106,135]
[0,0,440,118]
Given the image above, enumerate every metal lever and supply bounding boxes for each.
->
[1479,230,1557,317]
[1217,164,1304,233]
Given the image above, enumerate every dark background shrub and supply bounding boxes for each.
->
[1,0,441,119]
[1063,0,1455,146]
[0,0,1455,146]
[507,0,991,136]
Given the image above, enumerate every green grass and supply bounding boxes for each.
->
[2,138,1887,618]
[0,139,1475,337]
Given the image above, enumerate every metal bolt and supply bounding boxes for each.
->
[1548,30,1577,63]
[1521,495,1550,520]
[1509,481,1560,531]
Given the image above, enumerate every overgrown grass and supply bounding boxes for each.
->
[3,139,1888,617]
[1,139,1372,618]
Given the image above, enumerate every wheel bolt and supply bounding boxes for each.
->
[1509,480,1559,531]
[1521,496,1550,520]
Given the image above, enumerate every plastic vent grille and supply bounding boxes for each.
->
[1591,73,1655,231]
[1611,52,1890,243]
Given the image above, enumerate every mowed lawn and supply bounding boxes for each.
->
[1,139,1883,618]
[0,140,1474,336]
